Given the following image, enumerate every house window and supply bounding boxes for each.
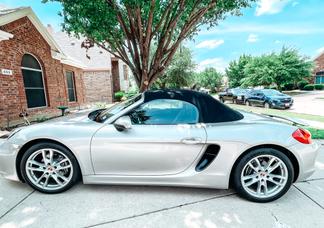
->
[315,72,324,84]
[66,71,76,102]
[21,54,47,108]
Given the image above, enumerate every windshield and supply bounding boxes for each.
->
[96,94,142,122]
[262,89,282,96]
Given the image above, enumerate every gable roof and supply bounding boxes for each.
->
[0,7,62,53]
[0,7,86,69]
[50,30,111,71]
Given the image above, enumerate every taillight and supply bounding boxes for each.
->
[292,128,312,144]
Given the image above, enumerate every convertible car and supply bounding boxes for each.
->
[0,90,319,202]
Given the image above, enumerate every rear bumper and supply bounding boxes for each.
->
[288,140,320,182]
[0,139,20,181]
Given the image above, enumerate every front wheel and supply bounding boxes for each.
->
[20,142,80,194]
[264,102,271,109]
[233,148,294,202]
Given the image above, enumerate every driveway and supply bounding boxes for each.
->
[0,142,324,228]
[288,90,324,116]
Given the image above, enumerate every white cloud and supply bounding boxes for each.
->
[200,23,324,35]
[275,40,281,44]
[316,47,324,54]
[255,0,291,16]
[0,4,9,10]
[196,39,224,49]
[247,34,259,43]
[197,58,228,73]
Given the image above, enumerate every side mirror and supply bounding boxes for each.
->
[114,116,132,132]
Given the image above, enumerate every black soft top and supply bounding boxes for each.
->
[143,89,243,123]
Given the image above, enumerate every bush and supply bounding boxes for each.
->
[302,84,315,91]
[314,84,324,90]
[114,91,125,101]
[125,87,139,98]
[283,83,294,91]
[297,80,308,90]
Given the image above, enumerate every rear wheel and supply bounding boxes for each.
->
[245,100,251,106]
[220,97,225,103]
[264,102,271,109]
[233,148,294,202]
[20,142,80,194]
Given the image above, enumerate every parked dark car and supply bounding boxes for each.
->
[245,89,293,109]
[218,88,251,104]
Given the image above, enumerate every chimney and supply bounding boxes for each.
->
[46,24,54,34]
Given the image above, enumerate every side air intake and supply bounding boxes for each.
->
[195,145,220,172]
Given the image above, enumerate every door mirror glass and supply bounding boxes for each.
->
[114,116,132,131]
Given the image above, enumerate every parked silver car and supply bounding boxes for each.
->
[0,90,319,202]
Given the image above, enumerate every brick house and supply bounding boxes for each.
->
[0,7,130,128]
[49,26,131,103]
[314,52,324,84]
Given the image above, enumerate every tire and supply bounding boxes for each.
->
[220,97,225,103]
[264,102,271,109]
[233,148,294,202]
[245,100,251,106]
[20,142,80,194]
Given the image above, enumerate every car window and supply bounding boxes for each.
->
[96,94,142,122]
[129,99,199,125]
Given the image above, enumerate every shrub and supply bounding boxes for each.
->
[314,84,324,90]
[283,83,294,91]
[297,80,308,90]
[302,84,315,91]
[114,91,125,101]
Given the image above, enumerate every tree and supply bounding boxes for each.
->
[226,54,252,88]
[195,67,223,92]
[44,0,254,91]
[153,46,196,89]
[230,47,314,90]
[242,54,279,88]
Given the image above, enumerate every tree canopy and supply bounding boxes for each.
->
[44,0,254,91]
[226,47,314,90]
[195,67,223,92]
[153,46,196,89]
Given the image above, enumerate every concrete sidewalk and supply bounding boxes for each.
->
[0,143,324,228]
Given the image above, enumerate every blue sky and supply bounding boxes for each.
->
[1,0,324,72]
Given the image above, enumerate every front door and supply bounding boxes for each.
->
[91,99,207,175]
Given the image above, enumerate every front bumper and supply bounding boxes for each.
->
[288,140,320,182]
[271,101,293,109]
[0,139,20,181]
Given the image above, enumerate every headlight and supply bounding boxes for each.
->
[7,128,22,139]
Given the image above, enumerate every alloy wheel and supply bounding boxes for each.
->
[240,155,288,199]
[25,148,74,191]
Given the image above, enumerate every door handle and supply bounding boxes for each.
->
[181,137,202,145]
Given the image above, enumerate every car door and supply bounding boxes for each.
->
[254,92,265,106]
[248,91,258,105]
[91,99,207,176]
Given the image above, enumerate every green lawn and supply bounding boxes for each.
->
[227,103,324,139]
[307,128,324,140]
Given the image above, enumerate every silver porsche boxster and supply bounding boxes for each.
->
[0,90,320,202]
